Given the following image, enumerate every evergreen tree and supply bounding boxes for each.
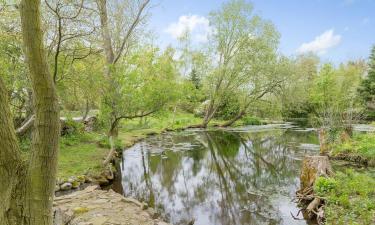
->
[189,68,201,89]
[358,45,375,119]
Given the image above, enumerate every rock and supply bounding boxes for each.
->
[53,208,73,225]
[188,219,195,225]
[60,182,72,191]
[77,175,86,183]
[68,177,76,183]
[141,202,149,210]
[73,207,89,214]
[88,216,108,225]
[147,207,160,219]
[55,185,60,192]
[96,177,109,186]
[121,197,142,207]
[71,180,81,189]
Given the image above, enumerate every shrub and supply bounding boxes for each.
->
[241,116,262,125]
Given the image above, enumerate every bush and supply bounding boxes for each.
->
[61,117,84,136]
[314,176,337,195]
[241,116,262,125]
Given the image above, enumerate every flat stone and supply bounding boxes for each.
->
[89,216,108,225]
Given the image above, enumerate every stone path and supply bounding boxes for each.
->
[53,185,170,225]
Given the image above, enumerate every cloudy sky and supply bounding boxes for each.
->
[148,0,375,63]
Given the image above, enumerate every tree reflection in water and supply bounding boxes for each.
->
[121,128,318,225]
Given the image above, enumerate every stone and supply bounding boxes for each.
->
[96,177,109,186]
[88,216,108,225]
[60,182,72,191]
[72,180,81,189]
[77,175,86,183]
[73,207,89,214]
[141,202,149,210]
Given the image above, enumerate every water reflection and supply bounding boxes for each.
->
[121,127,319,225]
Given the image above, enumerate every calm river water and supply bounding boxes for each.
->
[121,124,320,225]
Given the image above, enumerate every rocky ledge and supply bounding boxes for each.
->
[53,185,170,225]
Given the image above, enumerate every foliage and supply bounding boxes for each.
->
[309,62,365,134]
[358,45,375,120]
[240,116,262,125]
[314,176,337,195]
[316,170,375,225]
[100,47,179,130]
[332,133,375,161]
[200,0,280,125]
[280,54,319,119]
[215,93,241,120]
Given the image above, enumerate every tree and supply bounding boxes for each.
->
[0,0,60,224]
[358,45,375,119]
[200,0,280,127]
[279,54,319,119]
[96,0,151,164]
[310,62,364,153]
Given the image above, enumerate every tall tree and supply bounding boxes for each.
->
[200,0,279,127]
[358,45,375,119]
[96,0,151,164]
[0,0,60,225]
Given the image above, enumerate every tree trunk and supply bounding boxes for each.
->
[221,110,245,127]
[3,1,61,224]
[298,155,333,221]
[0,77,24,225]
[318,128,328,155]
[201,101,218,128]
[82,99,90,121]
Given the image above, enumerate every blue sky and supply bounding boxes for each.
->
[148,0,375,63]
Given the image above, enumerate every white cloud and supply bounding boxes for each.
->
[362,18,370,25]
[164,15,211,42]
[296,29,342,55]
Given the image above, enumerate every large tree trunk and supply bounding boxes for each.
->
[21,0,60,224]
[221,110,246,127]
[0,1,60,224]
[297,156,333,222]
[0,77,24,225]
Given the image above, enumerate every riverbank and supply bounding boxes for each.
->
[330,132,375,166]
[301,130,375,225]
[56,112,264,182]
[54,185,170,225]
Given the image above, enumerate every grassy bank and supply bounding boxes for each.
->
[57,112,239,179]
[331,132,375,166]
[315,170,375,225]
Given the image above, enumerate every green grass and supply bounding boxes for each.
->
[315,170,375,225]
[58,132,109,178]
[332,133,375,163]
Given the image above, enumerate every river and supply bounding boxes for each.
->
[120,124,320,225]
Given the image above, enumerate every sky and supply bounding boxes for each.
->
[147,0,375,63]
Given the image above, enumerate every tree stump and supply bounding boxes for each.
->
[300,155,333,191]
[297,155,333,222]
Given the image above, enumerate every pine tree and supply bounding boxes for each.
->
[358,45,375,118]
[189,68,200,89]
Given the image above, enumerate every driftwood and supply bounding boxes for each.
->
[294,155,333,224]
